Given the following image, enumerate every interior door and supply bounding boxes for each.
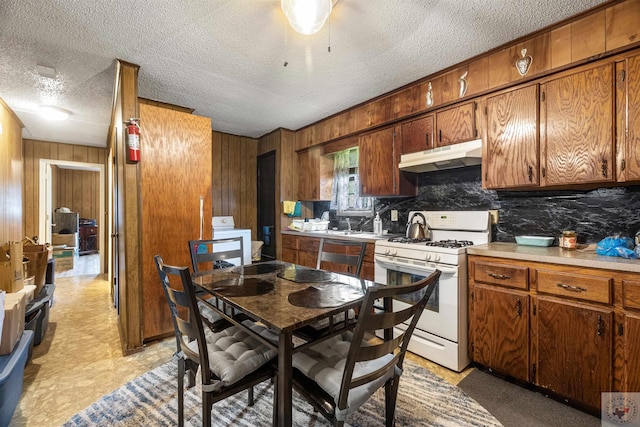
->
[257,151,276,260]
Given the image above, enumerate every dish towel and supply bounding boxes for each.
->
[283,201,302,217]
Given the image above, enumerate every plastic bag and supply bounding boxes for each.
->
[595,236,637,259]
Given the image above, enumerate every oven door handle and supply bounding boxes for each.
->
[374,256,458,275]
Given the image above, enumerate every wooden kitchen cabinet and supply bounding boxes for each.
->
[617,53,640,182]
[399,113,434,154]
[281,234,298,264]
[483,84,540,189]
[468,254,624,412]
[297,146,332,201]
[471,284,530,382]
[359,125,415,197]
[541,62,615,186]
[621,279,640,392]
[535,296,613,410]
[435,101,477,147]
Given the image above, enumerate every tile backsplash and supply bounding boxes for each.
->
[317,165,640,244]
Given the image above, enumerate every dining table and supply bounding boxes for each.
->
[191,260,379,426]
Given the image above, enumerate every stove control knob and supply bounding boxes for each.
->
[424,254,431,261]
[433,254,441,262]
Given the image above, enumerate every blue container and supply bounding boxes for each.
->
[0,330,34,427]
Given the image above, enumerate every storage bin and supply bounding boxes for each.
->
[0,330,33,427]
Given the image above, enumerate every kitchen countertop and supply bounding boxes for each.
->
[468,242,640,274]
[282,229,401,243]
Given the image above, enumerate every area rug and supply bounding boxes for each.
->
[63,359,501,426]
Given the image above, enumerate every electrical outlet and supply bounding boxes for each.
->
[391,210,398,221]
[489,210,499,225]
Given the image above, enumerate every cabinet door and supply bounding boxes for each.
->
[536,296,613,410]
[623,313,640,392]
[484,85,539,189]
[472,285,530,382]
[435,101,476,147]
[359,126,396,196]
[298,237,319,268]
[541,63,615,186]
[400,114,434,154]
[625,54,640,180]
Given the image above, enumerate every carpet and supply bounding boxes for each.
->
[457,369,601,427]
[63,359,501,426]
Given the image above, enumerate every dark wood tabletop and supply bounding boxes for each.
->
[192,260,377,426]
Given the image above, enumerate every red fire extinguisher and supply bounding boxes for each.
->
[126,118,140,163]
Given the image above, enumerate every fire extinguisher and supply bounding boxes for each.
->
[126,118,140,163]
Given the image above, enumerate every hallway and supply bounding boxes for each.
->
[10,274,174,426]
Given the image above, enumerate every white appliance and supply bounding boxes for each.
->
[374,210,490,372]
[211,216,252,265]
[398,139,482,173]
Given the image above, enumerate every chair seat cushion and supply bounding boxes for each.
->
[197,296,223,325]
[188,320,277,392]
[292,332,395,419]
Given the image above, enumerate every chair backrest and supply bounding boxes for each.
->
[316,238,367,278]
[337,269,441,411]
[188,238,243,272]
[154,255,213,385]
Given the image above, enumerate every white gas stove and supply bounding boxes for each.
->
[374,210,490,372]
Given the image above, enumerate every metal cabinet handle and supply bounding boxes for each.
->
[425,133,429,147]
[597,315,604,336]
[528,165,533,182]
[516,299,522,317]
[602,159,608,178]
[556,283,587,292]
[488,272,510,280]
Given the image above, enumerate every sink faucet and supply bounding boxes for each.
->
[346,218,351,232]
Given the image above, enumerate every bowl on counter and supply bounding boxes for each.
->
[515,235,555,247]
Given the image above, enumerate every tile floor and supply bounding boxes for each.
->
[10,271,470,426]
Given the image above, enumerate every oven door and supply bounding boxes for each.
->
[374,255,460,342]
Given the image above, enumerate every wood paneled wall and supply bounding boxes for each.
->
[52,166,101,221]
[140,103,212,341]
[22,139,106,240]
[211,131,258,237]
[0,97,23,245]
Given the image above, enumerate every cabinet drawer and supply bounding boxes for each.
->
[299,237,320,253]
[473,261,529,289]
[282,235,298,250]
[82,226,97,235]
[536,269,612,304]
[623,280,640,310]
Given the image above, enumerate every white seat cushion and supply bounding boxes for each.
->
[197,296,223,325]
[292,332,395,420]
[188,320,277,392]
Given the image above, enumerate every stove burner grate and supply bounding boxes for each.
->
[425,240,474,248]
[387,237,431,244]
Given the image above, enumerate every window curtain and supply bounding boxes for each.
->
[330,149,372,212]
[330,150,350,211]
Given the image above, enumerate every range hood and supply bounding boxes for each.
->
[398,139,482,173]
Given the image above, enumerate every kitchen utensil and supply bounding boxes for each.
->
[406,212,428,239]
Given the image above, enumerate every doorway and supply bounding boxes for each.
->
[38,159,106,277]
[257,151,276,260]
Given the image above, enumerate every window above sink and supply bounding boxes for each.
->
[331,147,374,217]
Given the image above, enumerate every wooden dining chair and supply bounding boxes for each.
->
[316,238,367,278]
[154,255,278,426]
[291,269,441,427]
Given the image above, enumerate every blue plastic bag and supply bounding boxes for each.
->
[595,236,637,259]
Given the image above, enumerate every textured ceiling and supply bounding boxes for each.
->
[0,0,608,147]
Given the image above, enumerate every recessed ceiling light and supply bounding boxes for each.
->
[38,105,71,121]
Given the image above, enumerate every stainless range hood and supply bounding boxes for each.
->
[399,139,482,173]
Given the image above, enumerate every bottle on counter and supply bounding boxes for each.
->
[374,212,383,236]
[560,230,577,250]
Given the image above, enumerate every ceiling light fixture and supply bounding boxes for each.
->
[281,0,332,35]
[38,105,70,121]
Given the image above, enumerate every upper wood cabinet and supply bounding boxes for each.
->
[541,62,615,186]
[435,101,477,147]
[483,85,540,189]
[297,146,332,201]
[618,52,640,182]
[400,114,434,155]
[359,126,416,197]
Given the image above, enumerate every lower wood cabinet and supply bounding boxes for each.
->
[536,296,613,410]
[468,254,638,413]
[280,234,375,281]
[471,284,530,382]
